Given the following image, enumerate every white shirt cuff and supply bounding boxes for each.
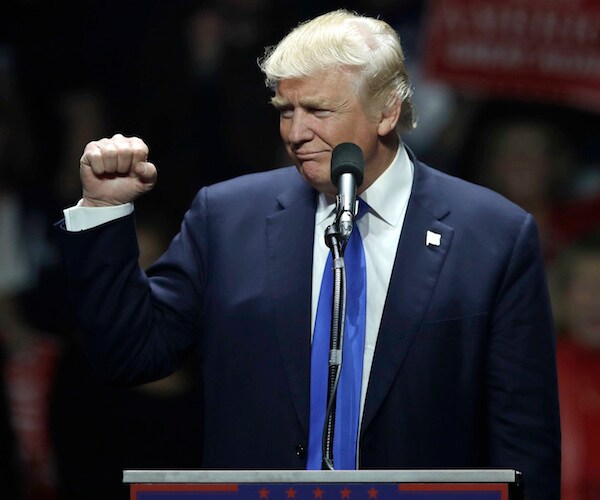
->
[63,200,134,231]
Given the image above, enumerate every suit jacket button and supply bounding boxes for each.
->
[296,444,306,458]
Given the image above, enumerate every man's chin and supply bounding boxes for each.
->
[294,161,335,194]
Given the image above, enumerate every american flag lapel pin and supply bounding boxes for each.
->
[426,230,441,247]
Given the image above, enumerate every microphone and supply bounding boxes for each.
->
[331,143,365,241]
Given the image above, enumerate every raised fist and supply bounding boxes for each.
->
[79,134,157,207]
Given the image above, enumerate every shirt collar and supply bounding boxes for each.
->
[315,144,414,227]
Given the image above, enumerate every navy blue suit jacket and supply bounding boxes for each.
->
[58,154,560,499]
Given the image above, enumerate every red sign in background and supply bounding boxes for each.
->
[421,0,600,111]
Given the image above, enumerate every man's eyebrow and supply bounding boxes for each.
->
[270,95,289,109]
[270,95,337,109]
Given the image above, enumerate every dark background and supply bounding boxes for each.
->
[1,1,599,499]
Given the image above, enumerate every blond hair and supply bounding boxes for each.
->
[258,9,416,131]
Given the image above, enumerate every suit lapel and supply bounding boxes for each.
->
[266,180,316,438]
[361,161,454,433]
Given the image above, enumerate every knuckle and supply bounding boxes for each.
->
[131,137,149,151]
[87,149,102,162]
[103,143,118,156]
[132,145,148,158]
[84,141,99,154]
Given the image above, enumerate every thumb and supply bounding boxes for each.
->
[133,161,158,186]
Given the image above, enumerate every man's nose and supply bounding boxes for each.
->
[287,111,313,144]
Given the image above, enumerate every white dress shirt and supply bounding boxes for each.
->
[310,144,414,423]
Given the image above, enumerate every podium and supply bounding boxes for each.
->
[124,469,523,500]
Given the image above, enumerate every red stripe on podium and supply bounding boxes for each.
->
[131,483,239,498]
[398,483,508,499]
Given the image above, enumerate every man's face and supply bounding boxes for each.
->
[273,69,389,195]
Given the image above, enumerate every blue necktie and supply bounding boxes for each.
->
[307,201,367,470]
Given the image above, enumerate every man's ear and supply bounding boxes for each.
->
[377,99,401,137]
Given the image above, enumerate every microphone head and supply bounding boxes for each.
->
[331,143,364,187]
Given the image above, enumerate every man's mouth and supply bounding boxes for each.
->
[295,151,326,161]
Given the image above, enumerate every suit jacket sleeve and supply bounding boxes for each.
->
[55,188,211,385]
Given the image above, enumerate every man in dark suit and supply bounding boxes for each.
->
[57,10,560,499]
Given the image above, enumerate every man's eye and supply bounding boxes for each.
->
[313,108,332,117]
[279,109,293,119]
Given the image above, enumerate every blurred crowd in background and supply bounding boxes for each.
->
[1,0,599,498]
